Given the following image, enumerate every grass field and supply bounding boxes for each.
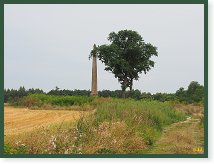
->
[4,105,93,135]
[4,96,204,154]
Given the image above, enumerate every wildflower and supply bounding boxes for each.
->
[52,141,56,149]
[15,141,21,146]
[49,136,57,150]
[64,149,69,154]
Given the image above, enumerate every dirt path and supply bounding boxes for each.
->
[148,115,204,154]
[4,106,92,135]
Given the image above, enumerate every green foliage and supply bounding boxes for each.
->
[141,92,153,100]
[96,148,117,154]
[187,81,204,103]
[93,30,158,92]
[11,94,94,108]
[199,116,204,128]
[4,144,13,154]
[4,144,28,154]
[4,80,204,105]
[127,89,142,100]
[4,87,44,103]
[5,98,189,154]
[175,81,204,104]
[4,87,91,103]
[77,99,186,149]
[47,88,91,96]
[16,96,43,107]
[153,93,177,102]
[98,89,142,100]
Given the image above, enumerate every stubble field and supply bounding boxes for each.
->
[4,105,91,135]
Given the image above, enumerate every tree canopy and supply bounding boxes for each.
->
[90,30,158,94]
[175,81,204,103]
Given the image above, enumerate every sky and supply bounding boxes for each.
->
[4,4,204,93]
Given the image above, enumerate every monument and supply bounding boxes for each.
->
[90,44,98,96]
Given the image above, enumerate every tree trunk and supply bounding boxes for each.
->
[122,77,128,98]
[122,92,125,98]
[129,78,133,91]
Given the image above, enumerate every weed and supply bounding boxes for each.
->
[5,98,190,154]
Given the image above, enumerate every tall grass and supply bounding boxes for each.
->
[94,99,186,129]
[72,99,186,153]
[5,98,187,154]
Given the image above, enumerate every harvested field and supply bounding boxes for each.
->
[4,105,91,135]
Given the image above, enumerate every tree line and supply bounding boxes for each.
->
[4,81,204,104]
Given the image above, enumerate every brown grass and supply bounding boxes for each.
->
[4,105,93,135]
[81,121,147,154]
[95,97,113,102]
[174,104,204,115]
[149,106,204,154]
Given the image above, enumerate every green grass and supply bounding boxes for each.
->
[4,143,28,154]
[73,99,186,153]
[94,99,185,128]
[5,97,188,154]
[10,94,95,108]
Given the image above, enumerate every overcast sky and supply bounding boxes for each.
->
[4,4,204,93]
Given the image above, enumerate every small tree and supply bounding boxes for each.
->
[175,81,204,103]
[91,30,158,97]
[187,81,204,103]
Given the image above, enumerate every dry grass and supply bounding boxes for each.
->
[4,101,204,154]
[174,103,204,115]
[32,104,95,111]
[81,121,147,154]
[149,105,204,154]
[4,105,93,135]
[151,124,195,154]
[5,121,77,154]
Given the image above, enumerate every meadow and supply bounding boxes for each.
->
[4,94,204,154]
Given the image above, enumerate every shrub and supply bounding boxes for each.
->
[10,94,95,108]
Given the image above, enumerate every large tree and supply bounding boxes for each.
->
[90,30,158,96]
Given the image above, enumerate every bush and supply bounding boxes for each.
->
[11,94,95,108]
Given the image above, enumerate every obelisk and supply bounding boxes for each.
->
[90,44,98,96]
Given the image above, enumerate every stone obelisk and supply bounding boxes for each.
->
[90,44,98,96]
